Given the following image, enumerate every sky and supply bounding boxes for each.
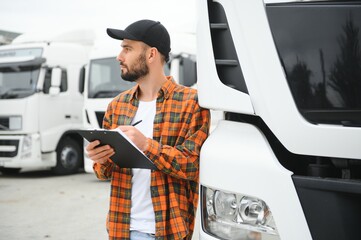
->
[0,0,197,36]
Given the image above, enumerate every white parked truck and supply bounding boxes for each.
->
[197,0,361,239]
[0,30,94,175]
[83,35,198,173]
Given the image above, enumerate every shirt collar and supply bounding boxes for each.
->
[159,76,176,100]
[128,76,176,101]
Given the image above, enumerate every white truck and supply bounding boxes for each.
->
[0,30,93,175]
[197,0,361,240]
[83,34,198,173]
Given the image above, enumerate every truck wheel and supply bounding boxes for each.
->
[52,137,82,175]
[0,167,21,175]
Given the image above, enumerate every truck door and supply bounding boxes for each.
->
[38,67,71,152]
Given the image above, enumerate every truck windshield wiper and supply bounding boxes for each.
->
[301,109,361,127]
[0,88,33,99]
[92,90,120,98]
[0,123,9,130]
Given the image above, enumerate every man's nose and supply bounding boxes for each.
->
[116,51,124,62]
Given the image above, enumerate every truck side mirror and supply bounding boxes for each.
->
[49,67,62,95]
[79,65,86,94]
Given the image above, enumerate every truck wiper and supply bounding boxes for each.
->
[0,123,9,130]
[301,109,361,127]
[0,91,18,99]
[92,90,120,98]
[0,88,33,99]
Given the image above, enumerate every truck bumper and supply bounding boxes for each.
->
[0,133,56,169]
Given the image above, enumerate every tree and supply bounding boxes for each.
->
[329,15,361,108]
[288,58,313,109]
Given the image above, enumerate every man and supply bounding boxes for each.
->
[86,19,210,240]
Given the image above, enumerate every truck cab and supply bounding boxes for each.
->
[197,0,361,239]
[0,30,93,174]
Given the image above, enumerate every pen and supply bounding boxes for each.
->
[132,120,142,126]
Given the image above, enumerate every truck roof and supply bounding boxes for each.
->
[12,29,95,46]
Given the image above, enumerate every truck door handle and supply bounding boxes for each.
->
[65,115,71,119]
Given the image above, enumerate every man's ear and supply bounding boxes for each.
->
[148,47,158,63]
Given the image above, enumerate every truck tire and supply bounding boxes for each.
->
[52,137,82,175]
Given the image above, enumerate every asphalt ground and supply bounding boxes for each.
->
[0,170,109,240]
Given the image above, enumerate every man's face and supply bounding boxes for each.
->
[118,39,149,82]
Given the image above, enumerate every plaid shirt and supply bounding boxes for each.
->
[93,77,210,240]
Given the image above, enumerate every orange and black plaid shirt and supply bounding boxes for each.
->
[93,77,210,240]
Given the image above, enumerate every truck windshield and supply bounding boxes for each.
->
[88,57,135,98]
[267,2,361,126]
[0,66,40,99]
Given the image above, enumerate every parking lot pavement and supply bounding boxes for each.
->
[0,170,110,240]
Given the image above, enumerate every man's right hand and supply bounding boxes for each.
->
[86,140,115,164]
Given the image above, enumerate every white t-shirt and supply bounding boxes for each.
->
[130,99,156,234]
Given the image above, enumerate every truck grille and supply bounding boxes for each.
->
[0,117,9,130]
[0,140,19,158]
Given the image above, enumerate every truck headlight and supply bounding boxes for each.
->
[21,135,32,158]
[22,135,32,153]
[9,116,22,130]
[202,186,280,240]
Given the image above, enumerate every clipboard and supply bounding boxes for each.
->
[77,129,156,170]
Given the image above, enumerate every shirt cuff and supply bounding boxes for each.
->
[144,138,161,163]
[93,158,113,170]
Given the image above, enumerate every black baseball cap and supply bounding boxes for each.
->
[107,19,171,62]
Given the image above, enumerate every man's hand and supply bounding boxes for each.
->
[118,126,149,151]
[86,140,114,164]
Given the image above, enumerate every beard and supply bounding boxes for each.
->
[121,51,149,82]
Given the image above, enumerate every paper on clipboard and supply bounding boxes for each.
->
[111,128,148,158]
